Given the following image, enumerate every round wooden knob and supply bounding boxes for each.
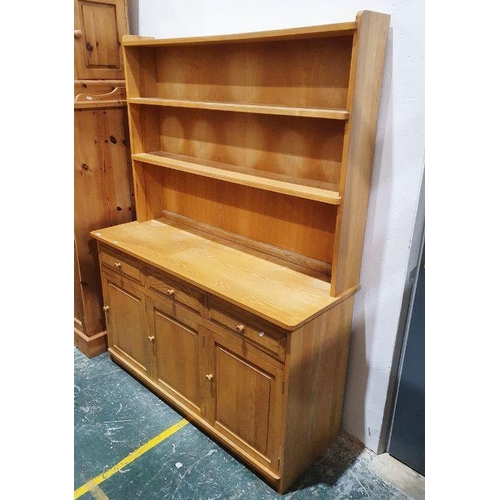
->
[166,289,175,296]
[235,324,245,333]
[74,30,83,39]
[103,305,110,312]
[205,374,214,381]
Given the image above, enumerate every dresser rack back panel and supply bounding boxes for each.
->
[122,13,389,297]
[134,162,338,264]
[155,108,344,186]
[126,36,353,109]
[92,11,390,492]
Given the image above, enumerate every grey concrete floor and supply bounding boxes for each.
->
[74,348,422,499]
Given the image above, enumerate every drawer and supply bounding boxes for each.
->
[147,270,204,315]
[100,248,143,283]
[208,298,286,361]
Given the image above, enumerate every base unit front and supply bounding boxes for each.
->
[97,243,352,493]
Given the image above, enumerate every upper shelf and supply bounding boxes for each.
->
[127,97,349,121]
[122,21,357,47]
[132,151,341,205]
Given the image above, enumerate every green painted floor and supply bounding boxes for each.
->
[74,348,410,499]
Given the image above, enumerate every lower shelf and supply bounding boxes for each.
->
[132,151,341,205]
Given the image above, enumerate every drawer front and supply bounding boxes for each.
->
[147,270,204,315]
[100,248,143,283]
[208,298,286,361]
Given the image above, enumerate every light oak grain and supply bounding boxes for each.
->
[92,219,336,329]
[128,97,349,120]
[331,11,390,296]
[132,151,341,205]
[122,21,357,47]
[92,11,390,492]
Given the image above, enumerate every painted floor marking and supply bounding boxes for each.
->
[74,418,189,499]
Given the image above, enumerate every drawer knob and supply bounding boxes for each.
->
[235,324,245,333]
[114,262,122,269]
[166,289,175,296]
[103,305,110,312]
[205,373,214,381]
[259,331,265,337]
[74,30,83,39]
[148,336,155,342]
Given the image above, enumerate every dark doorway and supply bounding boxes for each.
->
[388,240,425,475]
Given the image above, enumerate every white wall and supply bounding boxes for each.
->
[128,0,425,453]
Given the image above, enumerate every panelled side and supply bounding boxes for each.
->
[280,296,354,492]
[331,11,390,297]
[74,106,134,340]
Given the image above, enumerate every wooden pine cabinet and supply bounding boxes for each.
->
[74,0,135,357]
[74,0,128,80]
[92,11,390,492]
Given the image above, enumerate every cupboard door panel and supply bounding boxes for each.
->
[74,0,128,80]
[210,332,284,470]
[102,273,148,374]
[150,301,203,416]
[216,346,271,455]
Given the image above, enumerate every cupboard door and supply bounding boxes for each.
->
[74,0,128,80]
[102,272,148,375]
[209,332,284,471]
[149,298,204,417]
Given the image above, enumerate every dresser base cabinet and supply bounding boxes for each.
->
[95,240,355,492]
[92,11,389,493]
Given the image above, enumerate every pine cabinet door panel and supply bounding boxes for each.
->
[150,300,203,416]
[215,347,272,455]
[74,0,128,79]
[211,332,284,470]
[102,273,148,374]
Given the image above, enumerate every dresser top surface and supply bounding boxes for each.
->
[91,218,340,329]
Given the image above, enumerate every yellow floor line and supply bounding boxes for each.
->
[74,418,189,499]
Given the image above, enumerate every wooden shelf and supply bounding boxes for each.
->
[132,151,341,205]
[122,21,358,47]
[128,97,349,120]
[90,218,338,329]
